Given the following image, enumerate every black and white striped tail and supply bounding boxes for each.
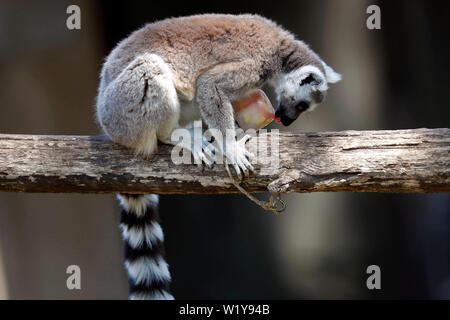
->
[117,194,174,300]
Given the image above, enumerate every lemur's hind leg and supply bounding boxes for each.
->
[97,53,180,155]
[97,54,180,300]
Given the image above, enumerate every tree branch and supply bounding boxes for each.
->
[0,128,448,194]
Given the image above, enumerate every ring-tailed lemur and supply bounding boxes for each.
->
[96,13,340,300]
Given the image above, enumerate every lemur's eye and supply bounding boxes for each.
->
[300,74,318,86]
[295,101,309,112]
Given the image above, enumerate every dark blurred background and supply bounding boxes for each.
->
[0,0,449,299]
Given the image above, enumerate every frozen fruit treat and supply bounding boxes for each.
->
[232,89,278,130]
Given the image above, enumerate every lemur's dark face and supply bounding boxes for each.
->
[274,65,341,126]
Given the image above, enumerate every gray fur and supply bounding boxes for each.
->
[96,13,341,171]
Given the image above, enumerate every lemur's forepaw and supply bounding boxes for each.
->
[191,138,217,171]
[222,135,255,180]
[164,127,218,171]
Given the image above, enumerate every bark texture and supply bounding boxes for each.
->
[0,128,448,194]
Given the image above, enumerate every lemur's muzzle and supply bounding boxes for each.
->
[275,101,309,126]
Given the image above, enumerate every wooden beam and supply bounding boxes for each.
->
[0,128,448,194]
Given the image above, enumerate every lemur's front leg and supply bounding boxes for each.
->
[196,60,259,178]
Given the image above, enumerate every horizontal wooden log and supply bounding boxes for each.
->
[0,128,448,194]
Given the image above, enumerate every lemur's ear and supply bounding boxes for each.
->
[322,62,342,83]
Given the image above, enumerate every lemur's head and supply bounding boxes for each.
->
[273,59,341,126]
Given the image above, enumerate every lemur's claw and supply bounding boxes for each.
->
[192,148,214,171]
[231,163,243,181]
